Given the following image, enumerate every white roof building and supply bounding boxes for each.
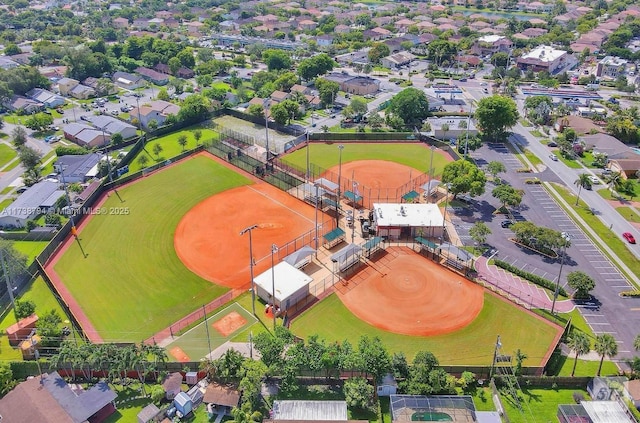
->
[253,262,313,309]
[517,45,569,74]
[272,400,348,421]
[374,203,444,228]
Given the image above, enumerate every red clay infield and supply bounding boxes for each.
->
[174,182,319,289]
[337,248,484,336]
[212,311,247,337]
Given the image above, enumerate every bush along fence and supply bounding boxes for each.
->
[494,259,568,297]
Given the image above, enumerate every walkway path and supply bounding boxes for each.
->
[475,256,575,313]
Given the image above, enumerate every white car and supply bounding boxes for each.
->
[588,176,601,185]
[549,154,558,161]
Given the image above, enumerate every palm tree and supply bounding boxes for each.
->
[574,173,592,205]
[594,333,618,376]
[634,334,640,352]
[567,332,591,376]
[441,123,450,141]
[605,171,622,193]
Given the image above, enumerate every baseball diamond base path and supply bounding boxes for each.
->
[174,181,319,289]
[337,248,484,336]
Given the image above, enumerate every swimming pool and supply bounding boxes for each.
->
[411,411,453,421]
[632,147,640,155]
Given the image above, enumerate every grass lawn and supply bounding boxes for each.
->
[557,154,583,169]
[54,155,251,341]
[522,149,542,168]
[11,241,48,264]
[0,144,17,168]
[282,143,450,176]
[547,183,640,285]
[529,130,544,138]
[0,276,72,361]
[500,387,590,423]
[39,150,57,177]
[3,158,21,172]
[0,198,14,211]
[0,186,12,194]
[126,126,220,174]
[615,206,640,224]
[290,293,559,366]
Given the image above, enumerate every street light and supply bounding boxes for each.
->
[240,224,259,315]
[336,145,344,226]
[464,103,473,160]
[442,183,451,240]
[270,243,278,331]
[428,145,435,203]
[551,232,571,315]
[263,99,271,163]
[306,131,311,182]
[60,166,87,258]
[314,182,320,257]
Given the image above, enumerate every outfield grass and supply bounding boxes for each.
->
[11,241,48,264]
[291,293,559,366]
[282,143,450,176]
[126,126,220,174]
[54,155,251,341]
[0,144,17,168]
[547,183,640,285]
[0,276,72,361]
[500,387,590,423]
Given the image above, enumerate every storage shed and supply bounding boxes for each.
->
[253,262,313,311]
[6,314,38,346]
[174,392,193,417]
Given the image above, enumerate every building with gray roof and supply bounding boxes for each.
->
[0,180,64,228]
[84,115,137,139]
[54,153,102,183]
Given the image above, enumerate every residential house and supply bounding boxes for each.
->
[3,95,43,113]
[394,18,416,32]
[27,88,65,108]
[0,181,65,228]
[334,24,351,34]
[0,56,19,70]
[298,19,317,31]
[113,71,145,89]
[291,84,311,96]
[130,100,180,129]
[57,77,80,96]
[163,372,183,400]
[8,52,34,65]
[596,56,628,78]
[363,27,391,41]
[203,384,241,414]
[335,50,370,66]
[624,379,640,409]
[64,123,109,148]
[84,77,118,95]
[381,52,416,69]
[343,76,380,95]
[517,45,568,74]
[522,27,548,38]
[84,115,138,139]
[135,66,169,85]
[69,84,96,100]
[54,153,102,184]
[0,371,117,423]
[113,16,129,28]
[555,115,604,135]
[176,67,195,79]
[270,90,290,104]
[317,34,334,47]
[472,35,513,57]
[132,18,151,29]
[183,21,205,35]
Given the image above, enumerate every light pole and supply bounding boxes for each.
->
[60,167,87,258]
[551,232,571,315]
[263,99,270,163]
[442,183,451,240]
[314,182,320,257]
[240,224,259,315]
[464,103,473,160]
[306,131,310,182]
[336,145,344,226]
[270,243,278,331]
[428,145,435,203]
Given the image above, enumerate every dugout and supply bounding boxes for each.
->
[331,243,362,273]
[253,262,313,310]
[372,203,444,240]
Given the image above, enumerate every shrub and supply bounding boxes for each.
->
[494,259,568,296]
[620,290,640,297]
[55,146,89,156]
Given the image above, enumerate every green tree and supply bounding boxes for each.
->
[634,334,640,352]
[388,88,430,128]
[157,88,170,101]
[574,173,592,205]
[469,222,491,245]
[368,113,384,130]
[440,123,449,141]
[441,160,487,199]
[476,95,519,141]
[36,309,63,348]
[358,335,391,381]
[567,271,596,299]
[492,184,524,209]
[12,126,27,147]
[594,334,618,376]
[177,134,188,151]
[344,377,375,412]
[491,52,509,67]
[487,161,506,181]
[193,129,202,145]
[315,78,339,106]
[110,133,123,145]
[368,43,390,64]
[137,154,149,168]
[24,112,53,131]
[567,332,591,377]
[297,53,336,81]
[270,103,289,126]
[263,49,293,71]
[239,360,268,409]
[152,143,163,160]
[14,299,35,319]
[348,97,368,118]
[19,146,43,184]
[0,362,14,396]
[178,94,211,124]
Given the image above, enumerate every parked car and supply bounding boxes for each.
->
[622,232,636,244]
[16,186,27,194]
[549,154,558,161]
[500,220,514,228]
[547,141,558,147]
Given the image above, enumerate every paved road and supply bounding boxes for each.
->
[448,141,640,362]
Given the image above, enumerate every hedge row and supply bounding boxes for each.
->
[620,290,640,297]
[494,259,568,297]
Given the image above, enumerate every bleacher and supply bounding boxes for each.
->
[323,227,345,249]
[445,257,466,271]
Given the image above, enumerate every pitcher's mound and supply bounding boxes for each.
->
[338,248,483,336]
[212,311,247,337]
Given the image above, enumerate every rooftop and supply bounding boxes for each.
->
[373,203,444,228]
[272,400,348,421]
[520,45,567,63]
[253,262,313,303]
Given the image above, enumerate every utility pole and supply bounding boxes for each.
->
[60,168,87,258]
[203,305,212,360]
[0,250,15,309]
[489,335,501,379]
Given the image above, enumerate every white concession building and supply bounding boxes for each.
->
[253,262,313,311]
[372,203,444,240]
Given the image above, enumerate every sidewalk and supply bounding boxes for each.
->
[475,256,575,313]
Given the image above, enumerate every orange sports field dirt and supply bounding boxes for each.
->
[174,182,319,289]
[336,247,484,336]
[170,346,190,362]
[212,311,247,337]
